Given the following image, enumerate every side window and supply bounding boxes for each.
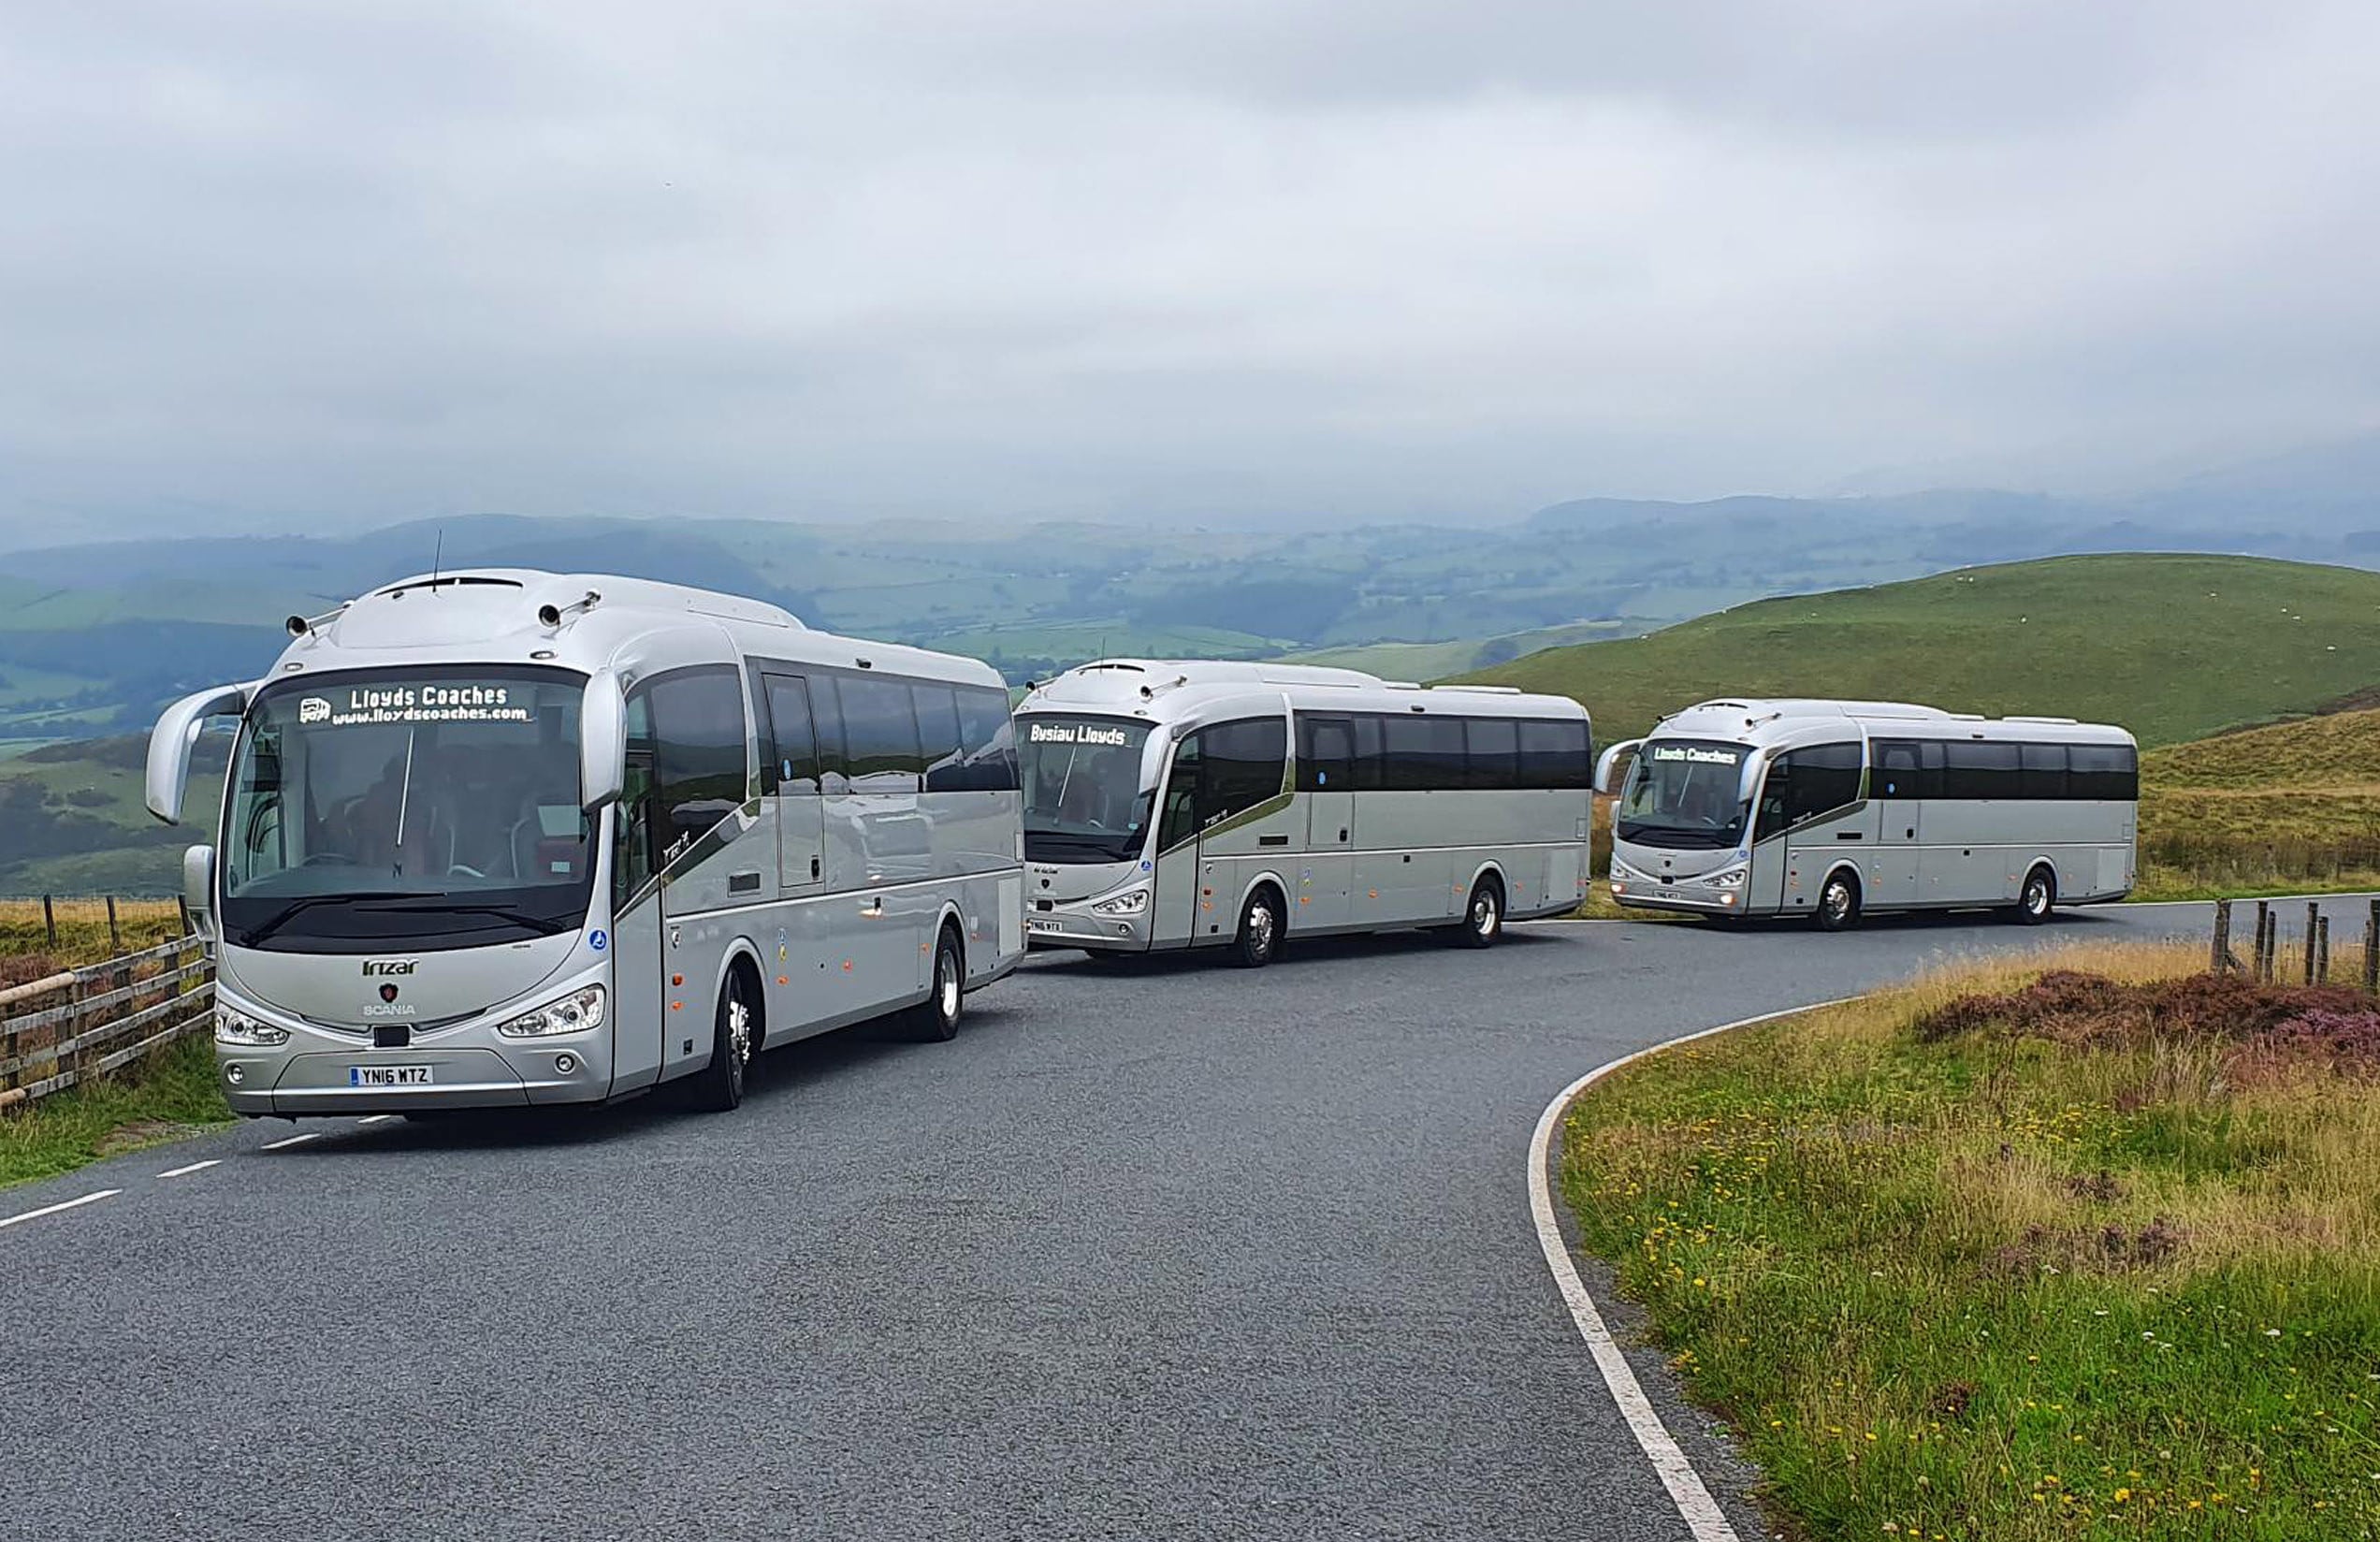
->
[838,676,922,792]
[2068,743,2139,801]
[914,684,965,793]
[1943,740,2020,800]
[760,673,820,795]
[615,689,659,908]
[1157,734,1201,850]
[1350,714,1386,793]
[1382,715,1432,792]
[1197,718,1288,828]
[1299,715,1354,792]
[646,666,747,868]
[1760,742,1863,838]
[2020,742,2068,800]
[1465,719,1519,791]
[1754,756,1792,842]
[1518,718,1592,791]
[1872,738,1940,799]
[1787,742,1863,822]
[955,688,1019,792]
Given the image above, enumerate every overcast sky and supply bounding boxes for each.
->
[3,1,2376,542]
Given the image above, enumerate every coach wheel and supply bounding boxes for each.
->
[908,925,965,1041]
[1231,889,1283,968]
[2011,866,2056,925]
[688,965,760,1112]
[1454,876,1504,949]
[1815,871,1862,933]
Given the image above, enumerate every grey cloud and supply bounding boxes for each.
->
[1,0,2375,544]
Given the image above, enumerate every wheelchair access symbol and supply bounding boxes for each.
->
[588,929,608,953]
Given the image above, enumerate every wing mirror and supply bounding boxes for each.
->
[1593,738,1643,796]
[147,684,250,824]
[182,844,216,941]
[580,670,627,810]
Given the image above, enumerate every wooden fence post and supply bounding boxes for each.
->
[2211,899,2231,975]
[177,895,193,938]
[2366,899,2379,996]
[2256,903,2274,982]
[106,895,122,954]
[2305,902,2321,986]
[2315,916,2331,985]
[42,894,55,950]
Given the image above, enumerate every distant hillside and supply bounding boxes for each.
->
[1281,621,1644,680]
[1466,554,2380,749]
[2135,707,2380,894]
[7,471,2376,746]
[0,735,225,895]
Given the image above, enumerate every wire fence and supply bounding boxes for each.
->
[2206,896,2380,992]
[0,896,190,985]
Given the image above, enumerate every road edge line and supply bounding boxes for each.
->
[0,1187,123,1231]
[1528,996,1860,1542]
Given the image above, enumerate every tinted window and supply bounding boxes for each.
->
[807,677,847,786]
[1871,738,1940,799]
[1943,740,2021,800]
[954,687,1020,792]
[1350,714,1386,793]
[838,676,922,791]
[760,673,820,794]
[2020,742,2069,800]
[1299,715,1354,792]
[913,684,965,793]
[1197,718,1288,827]
[2068,742,2139,801]
[1519,718,1592,791]
[1466,719,1519,791]
[1157,733,1202,850]
[645,666,747,866]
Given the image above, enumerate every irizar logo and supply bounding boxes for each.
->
[360,958,417,977]
[298,697,333,723]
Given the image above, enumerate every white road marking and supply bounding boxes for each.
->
[1528,997,1859,1542]
[356,1114,399,1125]
[156,1159,222,1179]
[259,1131,323,1151]
[0,1188,122,1231]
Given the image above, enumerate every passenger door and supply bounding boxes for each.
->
[1152,732,1203,946]
[605,741,666,1093]
[760,671,827,897]
[1871,739,1929,907]
[1299,714,1355,930]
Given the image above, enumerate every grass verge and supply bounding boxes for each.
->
[1,1034,231,1189]
[1559,940,2380,1538]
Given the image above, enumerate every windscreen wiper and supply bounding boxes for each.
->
[353,899,573,937]
[237,891,440,944]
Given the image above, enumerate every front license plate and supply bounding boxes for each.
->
[349,1065,432,1087]
[1026,918,1064,934]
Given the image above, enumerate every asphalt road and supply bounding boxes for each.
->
[4,896,2371,1542]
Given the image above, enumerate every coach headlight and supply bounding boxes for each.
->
[497,984,607,1038]
[1609,856,1650,885]
[214,1001,289,1047]
[1703,866,1747,889]
[1093,886,1150,917]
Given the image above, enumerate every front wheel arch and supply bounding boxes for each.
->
[1814,865,1864,931]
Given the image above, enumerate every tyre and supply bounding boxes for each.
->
[686,966,760,1113]
[2010,866,2055,925]
[1230,889,1283,968]
[1452,876,1504,949]
[1814,870,1862,932]
[906,925,965,1041]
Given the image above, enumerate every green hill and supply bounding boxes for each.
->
[1466,554,2380,749]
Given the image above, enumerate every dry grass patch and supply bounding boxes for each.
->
[1561,939,2380,1539]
